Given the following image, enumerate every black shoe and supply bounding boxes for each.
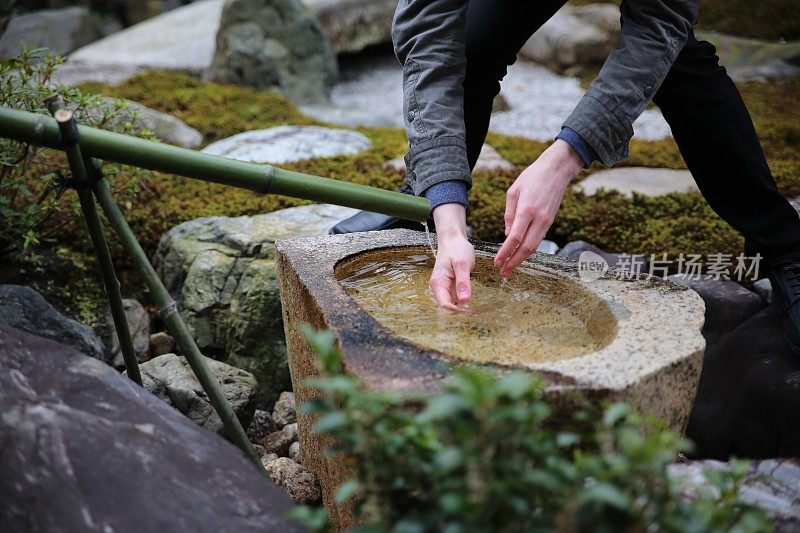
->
[330,183,428,235]
[769,260,800,355]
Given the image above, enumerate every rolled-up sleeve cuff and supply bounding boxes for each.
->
[424,180,469,210]
[562,88,633,166]
[404,135,472,196]
[555,127,598,168]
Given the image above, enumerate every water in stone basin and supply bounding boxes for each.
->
[336,247,616,366]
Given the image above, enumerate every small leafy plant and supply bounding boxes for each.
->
[292,326,771,532]
[0,46,151,261]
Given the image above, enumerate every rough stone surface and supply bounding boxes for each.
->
[62,0,224,85]
[0,7,103,59]
[202,126,371,164]
[669,459,800,531]
[576,167,699,197]
[688,306,800,458]
[106,298,151,367]
[275,229,706,527]
[248,409,280,443]
[283,422,299,443]
[265,457,322,504]
[753,278,773,305]
[272,391,297,427]
[0,324,301,532]
[100,97,203,148]
[0,284,105,362]
[136,352,258,434]
[289,441,302,463]
[519,5,617,72]
[261,429,294,457]
[698,31,800,82]
[384,143,514,177]
[153,204,358,407]
[667,275,767,349]
[207,0,337,102]
[558,240,649,272]
[149,331,174,357]
[305,0,396,54]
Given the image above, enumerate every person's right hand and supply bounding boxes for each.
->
[429,203,474,310]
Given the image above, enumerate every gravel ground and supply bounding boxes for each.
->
[331,49,672,142]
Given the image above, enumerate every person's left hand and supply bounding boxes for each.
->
[494,139,584,277]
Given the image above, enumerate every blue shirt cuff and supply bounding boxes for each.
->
[555,127,598,168]
[423,180,469,210]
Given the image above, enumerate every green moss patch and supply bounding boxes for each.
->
[12,71,796,322]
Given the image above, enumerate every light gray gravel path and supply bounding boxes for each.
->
[331,50,672,142]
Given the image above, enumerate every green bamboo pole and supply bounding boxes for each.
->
[0,106,430,222]
[51,106,143,386]
[90,176,262,468]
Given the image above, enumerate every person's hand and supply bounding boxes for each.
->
[494,139,583,277]
[429,203,474,310]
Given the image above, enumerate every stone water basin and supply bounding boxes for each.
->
[275,229,705,524]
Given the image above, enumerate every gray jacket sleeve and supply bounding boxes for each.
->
[392,0,472,196]
[563,0,698,165]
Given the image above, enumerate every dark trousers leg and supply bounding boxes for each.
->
[653,32,800,270]
[463,0,568,169]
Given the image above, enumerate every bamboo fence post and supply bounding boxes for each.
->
[51,106,143,386]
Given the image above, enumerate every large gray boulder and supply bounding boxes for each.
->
[206,0,337,103]
[58,0,224,86]
[152,204,358,407]
[0,324,302,532]
[519,4,618,73]
[305,0,397,54]
[0,284,105,362]
[0,7,103,59]
[136,353,258,434]
[698,31,800,82]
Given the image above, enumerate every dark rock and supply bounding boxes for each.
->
[206,0,337,103]
[136,353,258,434]
[667,275,767,348]
[248,409,280,443]
[148,331,174,357]
[265,457,322,504]
[0,324,302,532]
[261,429,294,457]
[688,306,800,459]
[753,278,773,305]
[0,284,105,361]
[272,391,297,427]
[106,298,151,366]
[0,7,103,59]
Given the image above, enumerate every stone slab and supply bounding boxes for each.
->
[576,167,699,197]
[65,0,224,76]
[201,126,372,164]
